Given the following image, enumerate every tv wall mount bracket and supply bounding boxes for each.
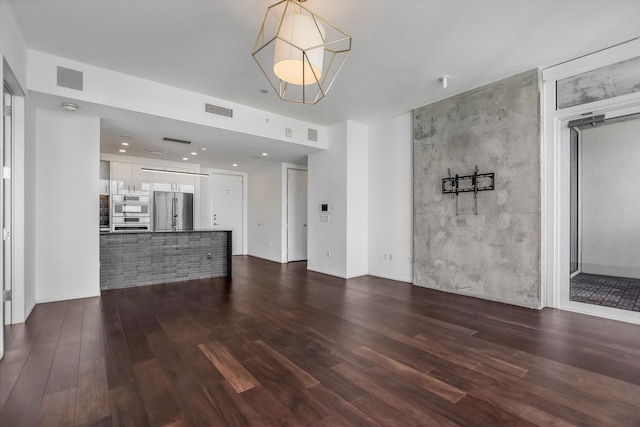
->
[442,166,495,215]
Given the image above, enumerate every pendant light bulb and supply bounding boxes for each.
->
[273,11,326,85]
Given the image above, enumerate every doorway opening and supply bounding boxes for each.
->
[568,114,640,313]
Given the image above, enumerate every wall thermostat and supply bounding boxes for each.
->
[320,202,330,213]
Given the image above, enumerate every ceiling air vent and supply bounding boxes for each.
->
[205,103,233,118]
[163,137,191,145]
[308,128,318,142]
[57,66,83,91]
[149,150,167,155]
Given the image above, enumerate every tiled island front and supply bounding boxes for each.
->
[100,230,232,290]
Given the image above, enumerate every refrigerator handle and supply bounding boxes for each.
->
[172,197,177,228]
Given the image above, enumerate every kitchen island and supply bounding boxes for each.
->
[100,230,232,290]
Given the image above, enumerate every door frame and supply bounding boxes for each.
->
[286,168,308,262]
[3,82,13,327]
[542,38,640,324]
[211,172,245,255]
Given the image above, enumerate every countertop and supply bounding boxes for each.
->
[100,229,232,234]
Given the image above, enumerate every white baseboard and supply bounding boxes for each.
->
[306,266,349,279]
[368,271,412,283]
[36,290,101,304]
[246,254,285,264]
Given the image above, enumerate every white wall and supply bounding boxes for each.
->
[308,121,369,279]
[35,108,100,302]
[368,113,413,282]
[581,118,640,278]
[248,163,283,262]
[308,123,348,277]
[345,122,369,278]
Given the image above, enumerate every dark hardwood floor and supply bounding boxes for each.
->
[2,256,640,426]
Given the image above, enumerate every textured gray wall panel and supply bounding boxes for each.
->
[413,69,541,308]
[100,231,229,290]
[557,56,640,109]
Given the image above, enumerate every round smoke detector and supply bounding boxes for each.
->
[60,102,79,112]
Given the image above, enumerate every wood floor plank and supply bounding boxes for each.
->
[1,256,640,426]
[331,362,459,427]
[350,394,424,427]
[75,358,110,426]
[144,330,227,426]
[203,380,266,427]
[0,302,65,426]
[198,342,260,393]
[353,345,466,403]
[241,355,325,425]
[519,405,581,427]
[109,385,151,427]
[45,341,81,395]
[250,340,319,389]
[133,359,185,427]
[36,388,77,427]
[302,383,382,427]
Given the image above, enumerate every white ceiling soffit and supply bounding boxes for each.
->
[32,92,316,171]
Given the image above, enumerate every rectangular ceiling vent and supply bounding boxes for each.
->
[308,128,318,142]
[163,137,191,145]
[57,66,83,91]
[149,149,167,155]
[205,103,233,118]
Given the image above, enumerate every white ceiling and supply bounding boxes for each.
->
[9,0,640,170]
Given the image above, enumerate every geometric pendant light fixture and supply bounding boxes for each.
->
[252,0,352,105]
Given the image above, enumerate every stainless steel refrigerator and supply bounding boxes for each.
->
[153,191,194,231]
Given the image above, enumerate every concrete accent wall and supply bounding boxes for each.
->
[413,69,541,308]
[557,55,640,109]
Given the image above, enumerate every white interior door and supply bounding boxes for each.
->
[2,84,12,327]
[287,169,307,262]
[212,174,243,255]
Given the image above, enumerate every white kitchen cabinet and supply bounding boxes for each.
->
[152,167,194,193]
[173,170,195,193]
[152,170,173,192]
[99,160,110,195]
[131,164,153,194]
[110,162,153,195]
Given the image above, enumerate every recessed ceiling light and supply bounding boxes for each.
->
[119,149,126,153]
[262,152,268,156]
[200,147,207,151]
[232,163,238,167]
[60,102,79,112]
[182,157,188,161]
[121,142,129,146]
[190,152,197,156]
